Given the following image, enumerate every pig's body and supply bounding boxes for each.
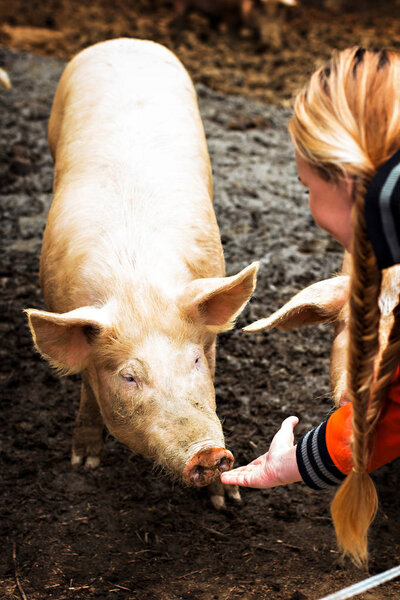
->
[245,252,400,406]
[44,39,222,312]
[27,38,258,508]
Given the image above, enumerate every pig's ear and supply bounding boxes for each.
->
[243,275,350,333]
[180,262,259,332]
[25,305,112,374]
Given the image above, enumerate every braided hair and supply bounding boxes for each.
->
[289,47,400,565]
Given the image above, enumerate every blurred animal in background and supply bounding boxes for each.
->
[0,67,11,89]
[172,0,297,48]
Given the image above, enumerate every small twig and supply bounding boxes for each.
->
[177,568,208,580]
[200,525,227,538]
[13,542,28,600]
[275,539,300,551]
[111,584,131,591]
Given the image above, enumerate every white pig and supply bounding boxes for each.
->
[25,38,259,509]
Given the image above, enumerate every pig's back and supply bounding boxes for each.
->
[48,39,208,172]
[42,39,224,311]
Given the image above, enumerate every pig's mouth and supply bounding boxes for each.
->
[183,444,234,487]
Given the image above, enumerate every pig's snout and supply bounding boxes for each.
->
[184,446,234,487]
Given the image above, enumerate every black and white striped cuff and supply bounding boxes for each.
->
[365,148,400,270]
[296,419,346,490]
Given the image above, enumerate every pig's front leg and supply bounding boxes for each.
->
[208,480,242,510]
[71,376,105,469]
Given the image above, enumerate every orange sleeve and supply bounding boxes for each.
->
[326,402,353,474]
[369,381,400,471]
[326,381,400,475]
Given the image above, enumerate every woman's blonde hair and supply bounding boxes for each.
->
[289,47,400,566]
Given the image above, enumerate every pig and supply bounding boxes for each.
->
[244,252,400,406]
[25,38,259,510]
[172,0,296,43]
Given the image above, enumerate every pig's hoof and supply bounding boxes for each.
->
[84,455,101,469]
[210,493,226,511]
[72,425,104,469]
[71,450,83,468]
[225,484,242,504]
[71,450,101,470]
[209,484,242,510]
[207,480,241,510]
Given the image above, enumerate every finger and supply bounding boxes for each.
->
[221,468,261,488]
[273,416,299,445]
[221,464,255,478]
[220,463,259,484]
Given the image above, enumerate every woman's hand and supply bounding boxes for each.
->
[220,416,301,489]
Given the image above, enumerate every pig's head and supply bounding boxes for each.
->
[244,265,400,407]
[243,274,351,405]
[26,262,258,487]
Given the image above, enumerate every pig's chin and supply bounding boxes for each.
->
[183,443,234,487]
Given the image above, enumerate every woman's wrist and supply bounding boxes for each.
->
[296,419,346,490]
[276,445,301,485]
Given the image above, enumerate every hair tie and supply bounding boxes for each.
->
[364,148,400,270]
[352,466,365,474]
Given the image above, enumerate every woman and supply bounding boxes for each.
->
[221,47,400,565]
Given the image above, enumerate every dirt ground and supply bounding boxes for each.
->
[1,2,400,600]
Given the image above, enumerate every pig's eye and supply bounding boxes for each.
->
[194,356,201,367]
[119,371,137,384]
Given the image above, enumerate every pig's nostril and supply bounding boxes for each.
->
[218,457,231,473]
[194,465,204,478]
[191,464,207,486]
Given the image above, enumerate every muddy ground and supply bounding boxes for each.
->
[1,2,400,600]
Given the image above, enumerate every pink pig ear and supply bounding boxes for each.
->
[179,261,259,332]
[25,305,113,374]
[243,275,350,333]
